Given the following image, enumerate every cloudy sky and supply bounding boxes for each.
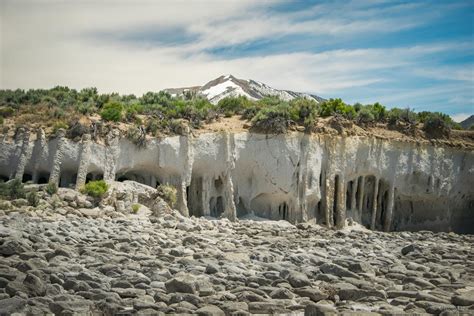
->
[1,0,473,120]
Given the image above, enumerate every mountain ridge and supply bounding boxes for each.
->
[164,75,325,104]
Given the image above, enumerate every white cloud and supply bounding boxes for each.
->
[0,0,473,117]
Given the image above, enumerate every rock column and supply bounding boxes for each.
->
[384,184,395,232]
[223,133,237,221]
[350,179,358,212]
[32,129,47,183]
[103,130,119,182]
[357,176,366,220]
[370,177,380,230]
[14,128,32,181]
[335,176,346,229]
[75,134,91,189]
[49,129,66,186]
[324,175,335,228]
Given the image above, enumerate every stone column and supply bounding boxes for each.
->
[175,178,189,217]
[14,128,32,181]
[357,176,366,216]
[370,177,380,230]
[32,129,47,183]
[350,179,358,211]
[49,129,66,186]
[383,184,395,232]
[103,130,119,182]
[75,134,91,190]
[223,133,237,221]
[9,128,26,179]
[324,175,334,228]
[335,176,346,229]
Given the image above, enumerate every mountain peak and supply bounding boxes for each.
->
[166,75,325,104]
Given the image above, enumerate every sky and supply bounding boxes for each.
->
[1,0,473,121]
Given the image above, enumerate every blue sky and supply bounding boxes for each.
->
[1,0,473,120]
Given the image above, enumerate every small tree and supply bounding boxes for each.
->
[81,180,109,198]
[157,184,177,208]
[27,191,40,207]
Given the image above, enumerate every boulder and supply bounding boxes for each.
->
[165,276,197,294]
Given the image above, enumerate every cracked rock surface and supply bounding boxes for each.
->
[0,212,473,315]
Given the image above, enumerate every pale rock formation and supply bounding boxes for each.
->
[0,130,472,233]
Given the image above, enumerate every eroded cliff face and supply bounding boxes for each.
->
[1,129,472,233]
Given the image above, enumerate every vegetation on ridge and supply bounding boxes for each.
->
[0,86,465,139]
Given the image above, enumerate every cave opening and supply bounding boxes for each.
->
[37,173,50,184]
[315,200,325,224]
[346,180,353,210]
[236,197,248,218]
[210,196,224,218]
[59,172,77,188]
[0,175,9,183]
[278,202,289,220]
[22,173,33,183]
[86,172,103,183]
[333,175,339,227]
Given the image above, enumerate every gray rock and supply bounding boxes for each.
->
[165,276,197,294]
[338,288,386,301]
[287,271,311,288]
[294,287,328,302]
[49,300,93,315]
[0,297,27,314]
[304,302,337,316]
[0,239,30,256]
[320,263,359,279]
[401,244,418,255]
[452,290,474,306]
[414,301,457,314]
[196,305,226,316]
[23,273,46,296]
[270,287,295,299]
[205,263,219,274]
[248,301,288,314]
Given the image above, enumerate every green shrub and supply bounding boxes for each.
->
[422,112,451,138]
[356,107,375,126]
[289,98,319,128]
[387,108,417,125]
[100,101,124,122]
[52,121,69,134]
[126,125,147,148]
[45,182,58,195]
[251,102,295,133]
[125,103,144,122]
[157,184,177,208]
[319,98,355,119]
[0,179,25,199]
[27,191,40,207]
[76,102,97,115]
[145,119,161,136]
[0,106,15,118]
[132,203,140,214]
[217,96,252,117]
[81,180,109,198]
[0,117,3,125]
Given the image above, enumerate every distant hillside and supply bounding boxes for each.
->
[164,74,325,105]
[460,115,474,129]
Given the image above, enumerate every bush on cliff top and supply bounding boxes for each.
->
[100,101,124,122]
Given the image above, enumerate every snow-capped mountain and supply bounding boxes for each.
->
[165,75,325,104]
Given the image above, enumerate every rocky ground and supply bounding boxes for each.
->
[0,209,473,315]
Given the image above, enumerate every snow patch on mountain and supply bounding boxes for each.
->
[165,75,325,104]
